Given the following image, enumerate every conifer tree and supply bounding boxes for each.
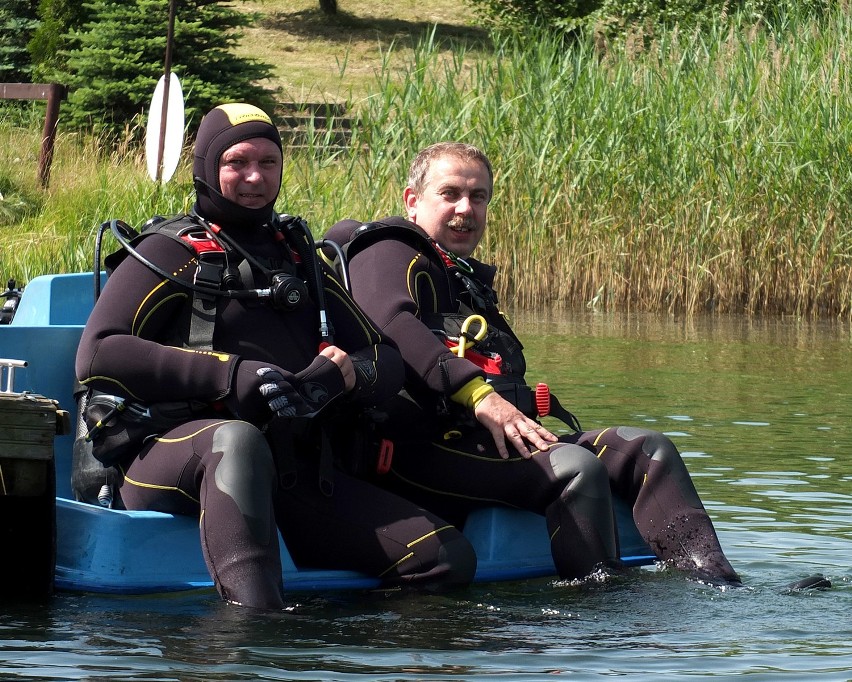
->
[0,0,39,81]
[65,0,275,139]
[28,0,90,82]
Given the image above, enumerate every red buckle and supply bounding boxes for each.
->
[180,234,225,254]
[376,439,394,475]
[440,338,503,374]
[535,383,551,417]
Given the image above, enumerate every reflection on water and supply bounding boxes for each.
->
[517,310,852,529]
[1,311,850,680]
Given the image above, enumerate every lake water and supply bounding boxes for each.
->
[2,311,850,681]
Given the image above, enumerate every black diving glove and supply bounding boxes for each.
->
[226,360,308,422]
[227,358,345,423]
[256,366,309,418]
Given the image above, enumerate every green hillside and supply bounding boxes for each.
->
[236,0,490,104]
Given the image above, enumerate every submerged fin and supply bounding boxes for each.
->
[783,574,832,592]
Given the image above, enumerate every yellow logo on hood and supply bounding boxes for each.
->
[217,103,273,127]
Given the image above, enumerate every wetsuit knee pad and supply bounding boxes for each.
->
[611,426,677,462]
[548,443,609,490]
[211,421,277,529]
[546,444,618,573]
[616,426,702,508]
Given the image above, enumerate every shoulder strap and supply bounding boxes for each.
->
[103,215,204,273]
[330,217,505,315]
[337,218,439,262]
[104,215,227,350]
[149,215,227,350]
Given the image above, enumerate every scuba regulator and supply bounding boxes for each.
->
[95,212,334,344]
[267,271,308,311]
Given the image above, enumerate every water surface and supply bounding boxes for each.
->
[2,311,850,680]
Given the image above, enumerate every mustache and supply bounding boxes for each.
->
[447,216,477,231]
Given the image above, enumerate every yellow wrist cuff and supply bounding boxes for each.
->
[450,378,494,410]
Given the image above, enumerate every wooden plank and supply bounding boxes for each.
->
[0,83,64,101]
[0,395,67,462]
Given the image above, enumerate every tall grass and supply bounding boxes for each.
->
[4,6,852,316]
[0,115,194,281]
[331,9,852,316]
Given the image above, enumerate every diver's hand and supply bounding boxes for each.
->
[319,345,355,393]
[227,360,307,422]
[473,392,558,459]
[256,366,309,418]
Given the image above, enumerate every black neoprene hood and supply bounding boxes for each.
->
[192,103,283,229]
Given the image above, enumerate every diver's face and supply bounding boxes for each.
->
[404,157,491,259]
[218,137,282,208]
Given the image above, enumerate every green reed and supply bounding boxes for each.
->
[4,6,852,316]
[298,10,852,316]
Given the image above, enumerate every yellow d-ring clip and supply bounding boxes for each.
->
[449,314,488,358]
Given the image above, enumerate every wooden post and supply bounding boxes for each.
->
[0,83,68,188]
[0,363,69,599]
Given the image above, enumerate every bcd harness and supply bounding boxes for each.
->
[102,212,329,350]
[75,213,345,505]
[333,219,582,436]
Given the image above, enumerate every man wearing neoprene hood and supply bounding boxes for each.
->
[325,141,741,585]
[75,107,477,609]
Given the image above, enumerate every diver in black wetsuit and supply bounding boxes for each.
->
[326,142,742,585]
[75,106,476,609]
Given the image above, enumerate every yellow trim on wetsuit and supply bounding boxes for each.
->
[407,254,438,316]
[592,427,611,447]
[121,474,200,503]
[593,428,611,459]
[121,422,230,502]
[407,525,455,548]
[133,279,170,334]
[378,525,457,577]
[132,253,197,335]
[450,377,495,410]
[136,292,189,337]
[324,272,386,343]
[152,421,228,443]
[379,552,414,576]
[79,375,142,401]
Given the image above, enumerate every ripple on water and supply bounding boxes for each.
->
[4,311,852,679]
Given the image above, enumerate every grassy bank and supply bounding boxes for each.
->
[234,0,489,102]
[3,5,852,316]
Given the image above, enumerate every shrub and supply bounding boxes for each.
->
[468,0,836,36]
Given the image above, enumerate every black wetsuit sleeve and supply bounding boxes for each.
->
[75,233,238,403]
[341,231,483,398]
[319,265,404,407]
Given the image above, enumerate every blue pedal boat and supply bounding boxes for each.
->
[0,272,655,595]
